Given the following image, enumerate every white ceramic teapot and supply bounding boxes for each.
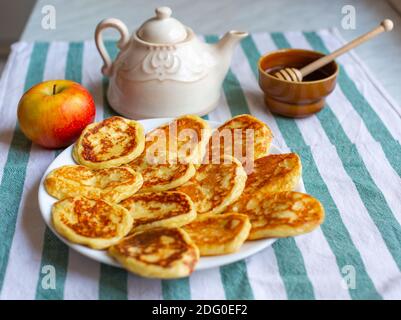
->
[95,6,248,118]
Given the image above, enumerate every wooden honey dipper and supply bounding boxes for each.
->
[274,19,394,82]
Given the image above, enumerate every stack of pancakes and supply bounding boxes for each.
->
[45,114,324,279]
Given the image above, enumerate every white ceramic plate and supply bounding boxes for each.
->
[38,118,305,271]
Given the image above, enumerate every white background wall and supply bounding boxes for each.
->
[0,0,36,73]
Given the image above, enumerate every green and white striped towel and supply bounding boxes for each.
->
[0,29,400,300]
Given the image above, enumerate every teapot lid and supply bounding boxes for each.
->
[137,7,187,44]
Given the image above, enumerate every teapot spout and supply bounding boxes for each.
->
[215,30,248,61]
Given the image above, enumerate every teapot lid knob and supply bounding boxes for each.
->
[137,6,188,44]
[156,7,172,19]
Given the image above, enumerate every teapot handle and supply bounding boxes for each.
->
[95,18,129,76]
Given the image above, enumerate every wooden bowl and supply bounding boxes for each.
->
[258,49,339,118]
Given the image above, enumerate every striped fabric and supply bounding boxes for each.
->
[0,29,400,300]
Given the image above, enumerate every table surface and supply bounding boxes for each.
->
[21,0,401,104]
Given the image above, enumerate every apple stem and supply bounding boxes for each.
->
[53,84,56,95]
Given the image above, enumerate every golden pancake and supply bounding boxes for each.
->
[144,115,211,165]
[183,213,251,256]
[127,156,195,193]
[52,196,133,249]
[177,155,247,215]
[124,115,207,192]
[229,191,324,239]
[243,153,301,195]
[226,153,301,214]
[109,227,199,278]
[120,191,196,233]
[44,165,143,203]
[73,116,145,169]
[206,114,273,166]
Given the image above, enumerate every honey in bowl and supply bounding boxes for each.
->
[266,66,332,82]
[258,49,339,118]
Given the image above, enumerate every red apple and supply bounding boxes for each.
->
[18,80,96,149]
